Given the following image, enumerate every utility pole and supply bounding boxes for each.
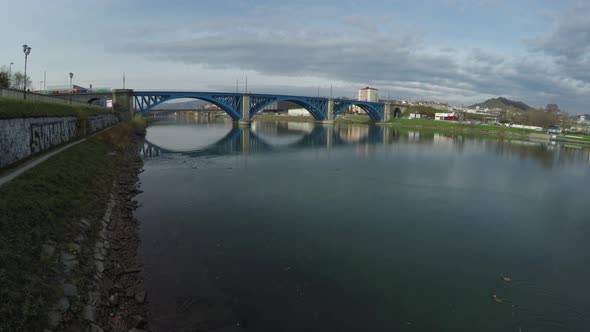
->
[44,71,46,91]
[330,84,333,98]
[123,73,126,89]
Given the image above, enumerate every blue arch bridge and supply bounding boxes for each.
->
[66,89,406,124]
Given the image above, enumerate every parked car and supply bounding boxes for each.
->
[547,125,562,135]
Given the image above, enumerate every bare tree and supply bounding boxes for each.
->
[0,71,9,88]
[0,65,11,88]
[11,72,32,90]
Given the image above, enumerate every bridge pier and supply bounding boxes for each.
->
[234,94,252,126]
[241,126,251,154]
[113,89,134,121]
[326,124,334,148]
[384,102,394,122]
[315,98,335,125]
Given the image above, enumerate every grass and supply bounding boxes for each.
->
[561,134,590,142]
[335,114,371,123]
[0,97,110,120]
[385,118,541,136]
[0,123,132,331]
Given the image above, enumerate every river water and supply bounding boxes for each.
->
[135,115,590,332]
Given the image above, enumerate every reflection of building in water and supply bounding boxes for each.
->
[287,122,314,133]
[491,140,556,168]
[356,141,377,159]
[433,133,454,145]
[252,120,279,135]
[338,126,369,143]
[432,133,465,151]
[407,131,420,142]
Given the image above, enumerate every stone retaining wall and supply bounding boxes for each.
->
[0,114,119,168]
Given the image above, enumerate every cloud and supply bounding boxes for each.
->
[112,5,590,112]
[527,3,590,84]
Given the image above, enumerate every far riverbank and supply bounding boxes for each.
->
[250,114,590,146]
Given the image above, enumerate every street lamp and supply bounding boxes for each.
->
[9,62,13,87]
[22,44,31,99]
[69,72,74,104]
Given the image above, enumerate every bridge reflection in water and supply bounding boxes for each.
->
[141,122,401,159]
[140,118,590,168]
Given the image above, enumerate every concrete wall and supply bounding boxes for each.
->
[0,114,119,168]
[0,88,90,106]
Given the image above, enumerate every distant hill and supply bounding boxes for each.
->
[469,97,533,111]
[152,100,207,110]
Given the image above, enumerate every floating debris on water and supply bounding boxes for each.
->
[492,294,504,303]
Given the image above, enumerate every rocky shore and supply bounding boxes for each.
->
[53,130,148,332]
[91,131,148,331]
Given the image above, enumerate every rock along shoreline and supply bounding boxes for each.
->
[58,130,149,332]
[94,131,148,332]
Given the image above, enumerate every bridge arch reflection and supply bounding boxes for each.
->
[141,124,402,158]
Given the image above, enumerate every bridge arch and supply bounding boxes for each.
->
[250,96,327,120]
[87,97,103,106]
[138,93,242,120]
[394,107,402,118]
[334,100,384,121]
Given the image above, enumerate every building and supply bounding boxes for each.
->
[352,87,379,114]
[358,87,379,102]
[435,112,458,121]
[287,108,311,116]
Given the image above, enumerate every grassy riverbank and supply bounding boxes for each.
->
[0,98,110,119]
[384,118,539,136]
[254,114,538,136]
[0,124,133,330]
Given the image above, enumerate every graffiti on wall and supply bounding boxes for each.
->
[88,114,118,133]
[30,120,78,154]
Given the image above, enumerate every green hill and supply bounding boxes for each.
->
[469,97,533,111]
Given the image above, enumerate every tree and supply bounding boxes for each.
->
[0,65,10,88]
[0,71,9,88]
[11,72,31,90]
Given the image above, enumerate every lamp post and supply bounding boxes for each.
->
[69,72,74,104]
[9,62,13,87]
[22,44,31,99]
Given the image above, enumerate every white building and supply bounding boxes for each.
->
[287,108,311,116]
[435,112,458,121]
[358,87,379,102]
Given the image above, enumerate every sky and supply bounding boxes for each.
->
[1,0,589,113]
